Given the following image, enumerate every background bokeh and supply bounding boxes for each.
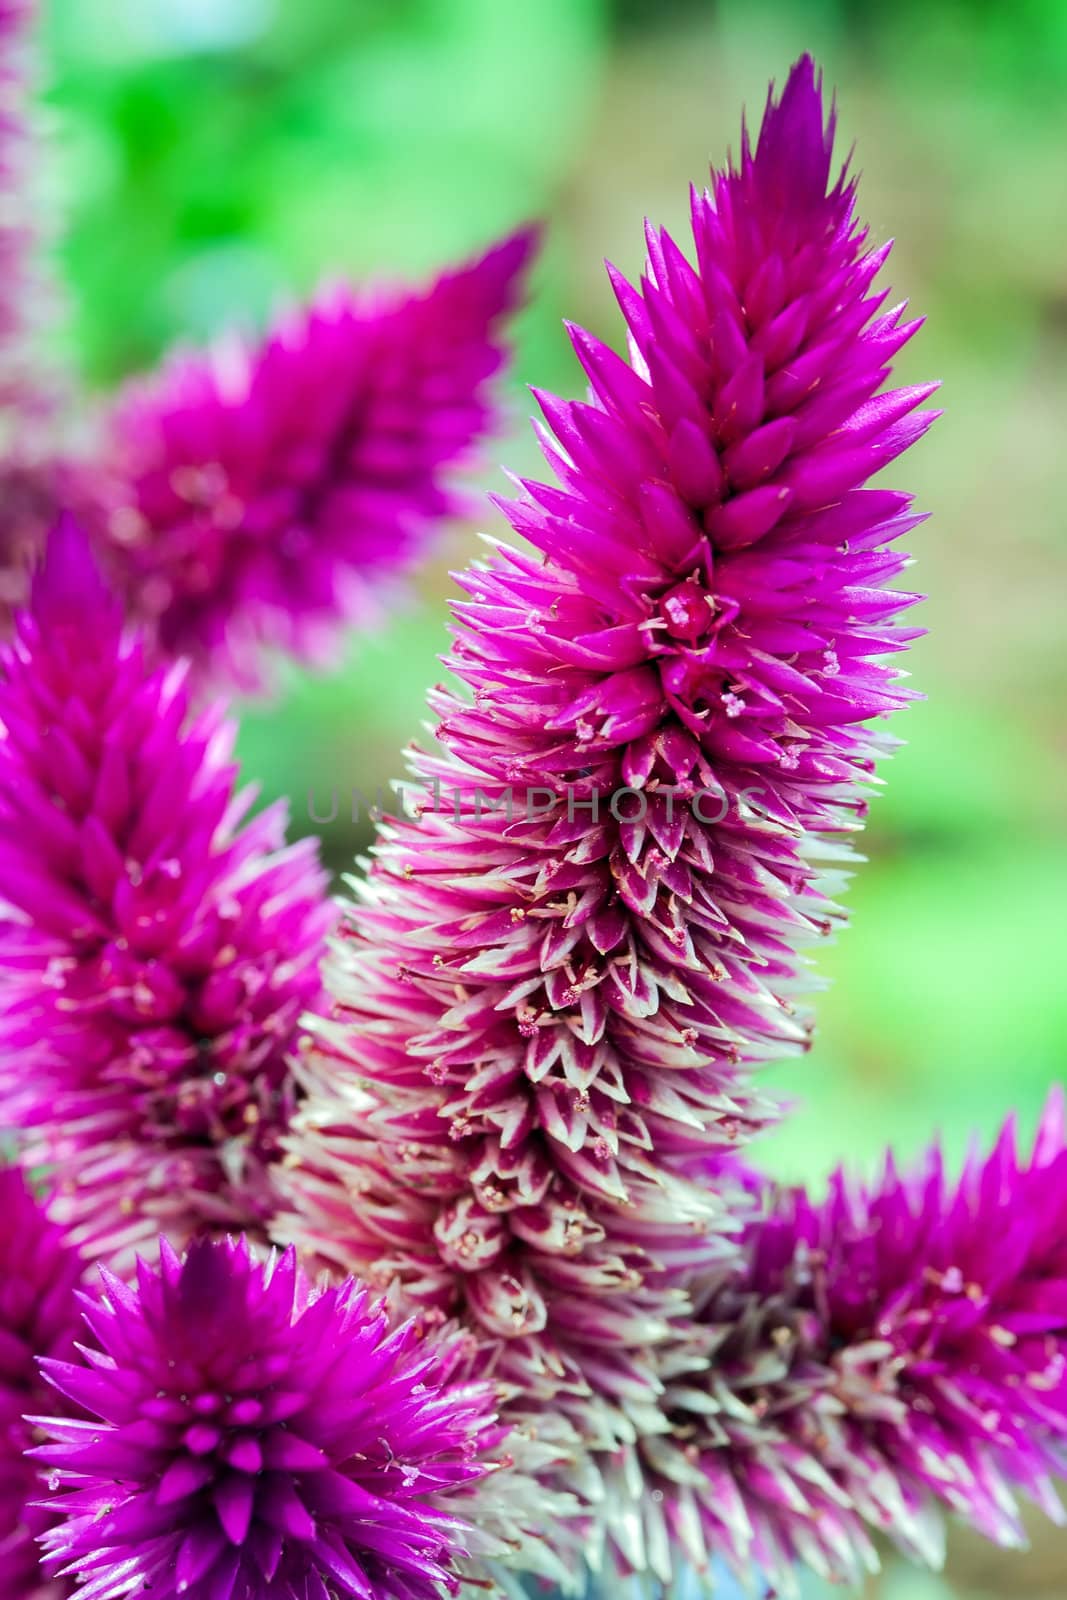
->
[37,0,1067,1593]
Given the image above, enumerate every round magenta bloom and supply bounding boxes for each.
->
[0,519,333,1263]
[0,1168,83,1599]
[36,1237,500,1600]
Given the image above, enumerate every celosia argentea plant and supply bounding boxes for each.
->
[0,15,1065,1600]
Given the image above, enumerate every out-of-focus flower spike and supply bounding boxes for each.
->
[0,519,334,1265]
[87,228,539,693]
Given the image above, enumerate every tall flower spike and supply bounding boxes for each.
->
[281,50,937,1534]
[0,518,334,1264]
[646,1094,1067,1594]
[0,1167,83,1599]
[34,1237,504,1600]
[89,228,537,692]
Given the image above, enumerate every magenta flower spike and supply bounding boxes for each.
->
[0,1168,83,1600]
[90,228,538,691]
[0,518,334,1264]
[649,1095,1067,1591]
[281,50,937,1487]
[34,1237,503,1600]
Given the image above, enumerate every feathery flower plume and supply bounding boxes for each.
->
[89,228,537,691]
[645,1095,1067,1594]
[0,1168,83,1599]
[35,1237,503,1600]
[281,49,936,1505]
[0,518,333,1263]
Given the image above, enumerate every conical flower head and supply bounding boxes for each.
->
[0,519,333,1263]
[0,1168,83,1598]
[35,1237,501,1600]
[90,229,537,690]
[282,55,935,1454]
[642,1095,1067,1592]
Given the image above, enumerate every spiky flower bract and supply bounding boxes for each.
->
[644,1096,1067,1594]
[35,1237,502,1600]
[89,229,537,691]
[0,519,333,1263]
[0,1167,83,1599]
[280,51,936,1524]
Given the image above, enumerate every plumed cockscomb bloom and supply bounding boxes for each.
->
[0,1167,83,1599]
[282,56,935,1461]
[35,1237,503,1600]
[0,518,333,1263]
[638,1096,1067,1594]
[89,229,537,691]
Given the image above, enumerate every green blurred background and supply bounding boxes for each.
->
[37,0,1067,1593]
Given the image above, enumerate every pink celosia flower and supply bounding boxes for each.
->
[279,51,937,1562]
[0,1167,83,1600]
[0,519,333,1264]
[638,1096,1067,1592]
[34,1237,503,1600]
[89,229,537,691]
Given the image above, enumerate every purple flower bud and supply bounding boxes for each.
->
[34,1236,502,1600]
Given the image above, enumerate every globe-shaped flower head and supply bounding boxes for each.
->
[36,1237,502,1600]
